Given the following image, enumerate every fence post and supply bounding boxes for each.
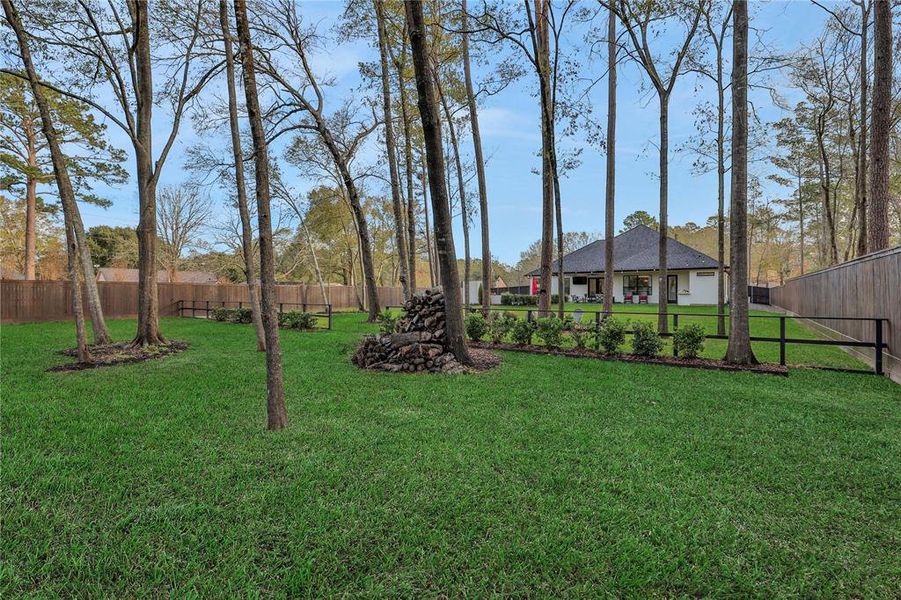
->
[206,300,210,318]
[328,304,332,330]
[779,316,786,366]
[279,303,283,314]
[875,319,884,375]
[672,313,679,356]
[177,300,182,316]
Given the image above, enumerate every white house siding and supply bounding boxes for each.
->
[547,270,727,305]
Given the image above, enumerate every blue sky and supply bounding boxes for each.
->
[70,0,828,265]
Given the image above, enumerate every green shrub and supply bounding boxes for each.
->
[502,310,520,320]
[211,307,232,322]
[596,317,627,354]
[232,307,253,323]
[510,318,535,345]
[279,310,317,330]
[562,315,575,330]
[488,314,515,343]
[500,293,538,306]
[535,316,564,349]
[631,320,663,357]
[377,309,398,334]
[464,312,489,342]
[570,324,590,350]
[673,323,706,358]
[550,294,568,304]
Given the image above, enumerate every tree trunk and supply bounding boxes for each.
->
[715,45,726,335]
[724,0,757,365]
[798,169,805,274]
[868,0,891,252]
[657,94,669,333]
[857,0,870,257]
[420,151,436,286]
[437,80,471,309]
[405,0,471,364]
[533,0,554,317]
[399,82,418,292]
[461,0,491,316]
[132,0,163,347]
[234,0,289,431]
[4,0,90,360]
[220,0,266,352]
[603,7,616,317]
[375,0,410,301]
[24,175,36,280]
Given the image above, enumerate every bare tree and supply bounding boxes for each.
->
[234,0,288,431]
[252,0,381,321]
[156,185,212,282]
[868,0,891,251]
[3,0,91,360]
[218,0,266,351]
[5,0,220,346]
[461,0,491,316]
[375,0,411,301]
[725,0,756,365]
[406,0,471,364]
[614,0,702,333]
[603,6,615,317]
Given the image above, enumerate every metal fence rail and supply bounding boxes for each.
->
[177,300,333,330]
[449,306,887,376]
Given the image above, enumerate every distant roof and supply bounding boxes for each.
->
[527,225,722,276]
[96,268,218,284]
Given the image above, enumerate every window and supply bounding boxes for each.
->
[623,274,652,295]
[696,271,715,277]
[572,276,587,285]
[563,277,571,296]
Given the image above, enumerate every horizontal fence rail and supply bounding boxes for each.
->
[177,300,332,329]
[768,246,900,380]
[383,305,887,375]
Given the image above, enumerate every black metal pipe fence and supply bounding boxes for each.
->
[448,305,886,376]
[177,299,332,330]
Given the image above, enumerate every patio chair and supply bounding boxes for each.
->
[624,293,634,304]
[638,294,649,304]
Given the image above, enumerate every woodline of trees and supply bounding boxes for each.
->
[3,0,901,404]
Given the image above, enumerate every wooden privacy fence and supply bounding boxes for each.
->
[0,280,407,324]
[769,246,901,381]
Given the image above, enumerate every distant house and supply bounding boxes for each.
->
[96,268,218,284]
[0,266,25,280]
[526,225,727,305]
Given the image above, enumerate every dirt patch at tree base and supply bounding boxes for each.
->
[469,341,788,376]
[49,341,189,372]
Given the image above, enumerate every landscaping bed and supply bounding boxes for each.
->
[469,341,788,375]
[50,341,189,372]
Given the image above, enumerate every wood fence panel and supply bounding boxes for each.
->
[1,280,408,323]
[769,246,901,379]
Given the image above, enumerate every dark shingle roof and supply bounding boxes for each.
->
[527,225,722,276]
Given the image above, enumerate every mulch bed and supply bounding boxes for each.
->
[465,348,503,373]
[469,341,788,376]
[49,341,189,372]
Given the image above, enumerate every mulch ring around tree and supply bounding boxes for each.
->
[49,341,189,372]
[468,341,788,376]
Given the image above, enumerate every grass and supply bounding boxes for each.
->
[2,314,899,597]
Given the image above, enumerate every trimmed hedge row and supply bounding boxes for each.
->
[211,307,319,330]
[465,313,706,358]
[499,293,567,306]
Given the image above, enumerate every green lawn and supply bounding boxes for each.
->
[3,314,899,597]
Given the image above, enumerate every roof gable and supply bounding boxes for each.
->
[527,225,722,275]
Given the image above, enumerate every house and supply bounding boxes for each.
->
[526,225,727,305]
[96,268,219,284]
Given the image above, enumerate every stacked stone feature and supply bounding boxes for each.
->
[352,289,465,373]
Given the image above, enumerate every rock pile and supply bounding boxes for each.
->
[352,289,466,373]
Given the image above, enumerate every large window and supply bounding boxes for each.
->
[623,274,652,295]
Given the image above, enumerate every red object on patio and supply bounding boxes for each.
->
[638,294,649,304]
[624,293,634,303]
